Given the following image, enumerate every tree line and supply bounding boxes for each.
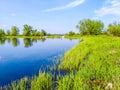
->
[1,19,120,37]
[67,19,120,36]
[0,24,47,37]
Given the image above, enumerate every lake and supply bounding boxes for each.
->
[0,38,79,86]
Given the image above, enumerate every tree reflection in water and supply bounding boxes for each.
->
[12,38,20,47]
[0,38,46,48]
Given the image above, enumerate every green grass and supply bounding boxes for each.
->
[31,72,53,90]
[46,35,61,38]
[1,35,120,90]
[6,77,30,90]
[3,73,53,90]
[58,35,120,89]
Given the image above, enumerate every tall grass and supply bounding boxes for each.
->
[4,77,30,90]
[31,72,53,90]
[58,35,120,89]
[2,73,52,90]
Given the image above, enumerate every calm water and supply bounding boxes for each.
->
[0,38,79,86]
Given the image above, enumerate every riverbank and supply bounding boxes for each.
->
[59,35,120,89]
[1,35,120,90]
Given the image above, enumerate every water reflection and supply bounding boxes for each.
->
[12,38,20,47]
[0,38,78,48]
[0,38,47,48]
[24,38,33,48]
[0,38,5,45]
[6,38,11,43]
[0,38,79,86]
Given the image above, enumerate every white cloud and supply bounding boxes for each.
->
[95,0,120,17]
[110,0,120,6]
[43,0,85,12]
[10,13,16,16]
[2,24,9,27]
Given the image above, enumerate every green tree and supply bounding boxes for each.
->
[31,29,37,36]
[11,26,19,36]
[0,29,5,37]
[68,31,75,36]
[23,24,32,36]
[37,31,44,36]
[107,22,120,36]
[41,29,47,36]
[76,19,104,35]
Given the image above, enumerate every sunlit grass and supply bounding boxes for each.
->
[31,72,53,90]
[58,35,120,89]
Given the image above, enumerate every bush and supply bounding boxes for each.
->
[76,19,104,35]
[68,31,75,36]
[107,22,120,36]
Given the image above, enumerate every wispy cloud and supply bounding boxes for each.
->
[2,24,9,27]
[43,0,85,12]
[94,0,120,17]
[10,13,16,16]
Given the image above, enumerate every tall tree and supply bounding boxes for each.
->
[76,19,104,35]
[23,24,32,36]
[41,29,47,36]
[0,29,5,37]
[11,26,19,36]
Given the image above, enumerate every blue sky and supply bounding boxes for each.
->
[0,0,120,34]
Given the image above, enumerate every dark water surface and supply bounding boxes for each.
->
[0,38,79,86]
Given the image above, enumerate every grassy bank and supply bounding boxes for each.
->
[46,35,61,38]
[1,35,120,90]
[64,35,82,39]
[59,35,120,89]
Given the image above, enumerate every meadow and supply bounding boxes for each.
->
[1,35,120,90]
